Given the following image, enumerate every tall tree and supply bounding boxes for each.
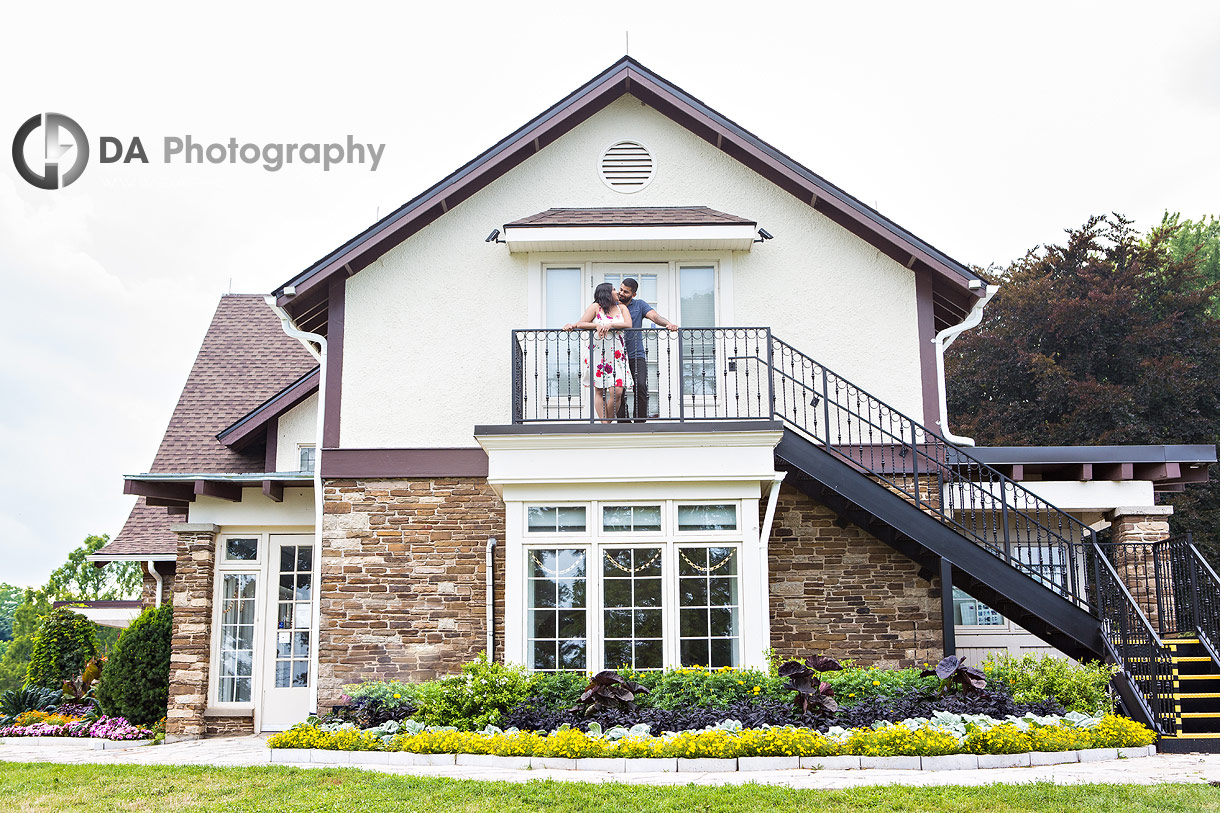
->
[1162,212,1220,315]
[46,534,142,602]
[946,215,1220,562]
[0,589,51,693]
[0,583,23,641]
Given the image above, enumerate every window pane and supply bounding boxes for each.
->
[295,573,312,601]
[293,631,310,658]
[680,266,715,327]
[299,446,317,473]
[680,266,716,398]
[605,609,632,639]
[292,661,309,688]
[678,504,737,532]
[602,505,662,533]
[279,575,294,601]
[280,545,295,573]
[635,640,663,669]
[545,268,582,328]
[527,549,586,671]
[635,578,662,607]
[600,547,663,671]
[297,547,313,572]
[678,546,740,669]
[604,579,631,608]
[225,538,258,561]
[604,640,632,670]
[219,572,258,703]
[276,661,291,688]
[276,632,292,658]
[527,506,586,534]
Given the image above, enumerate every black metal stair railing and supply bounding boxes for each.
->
[1166,535,1220,665]
[507,326,1177,731]
[767,335,1176,733]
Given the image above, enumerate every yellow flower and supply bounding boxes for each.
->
[849,693,856,697]
[872,680,880,686]
[737,681,744,685]
[393,693,401,699]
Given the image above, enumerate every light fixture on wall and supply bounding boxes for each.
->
[754,228,774,243]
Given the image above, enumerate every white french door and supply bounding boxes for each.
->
[260,534,316,731]
[593,263,670,420]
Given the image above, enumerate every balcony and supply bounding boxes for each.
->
[510,327,774,424]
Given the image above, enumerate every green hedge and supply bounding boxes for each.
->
[96,604,172,726]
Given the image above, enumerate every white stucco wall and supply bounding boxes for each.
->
[342,95,927,448]
[188,488,315,526]
[275,393,318,472]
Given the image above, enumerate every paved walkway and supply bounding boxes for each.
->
[2,737,1218,789]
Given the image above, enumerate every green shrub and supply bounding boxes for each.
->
[527,671,587,710]
[342,680,418,716]
[25,608,97,690]
[95,604,172,726]
[412,653,533,730]
[982,652,1117,715]
[631,665,787,709]
[821,665,937,706]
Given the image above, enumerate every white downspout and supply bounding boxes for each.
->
[486,537,497,661]
[757,471,786,665]
[265,295,327,719]
[934,284,998,446]
[145,560,163,608]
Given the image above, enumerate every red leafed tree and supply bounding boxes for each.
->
[946,215,1220,561]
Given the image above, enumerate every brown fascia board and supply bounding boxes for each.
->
[217,367,320,450]
[272,56,983,324]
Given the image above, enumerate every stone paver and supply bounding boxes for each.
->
[1,736,1218,789]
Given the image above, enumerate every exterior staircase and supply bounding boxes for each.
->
[1161,637,1220,751]
[510,326,1220,745]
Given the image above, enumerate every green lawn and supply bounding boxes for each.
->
[0,763,1217,812]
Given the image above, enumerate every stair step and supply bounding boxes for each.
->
[1176,693,1220,699]
[1167,639,1201,646]
[1178,674,1220,681]
[1163,732,1220,739]
[1179,712,1220,718]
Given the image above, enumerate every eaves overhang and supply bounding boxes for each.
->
[217,367,319,450]
[271,56,985,336]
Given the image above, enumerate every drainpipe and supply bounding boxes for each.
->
[486,537,497,661]
[757,472,786,668]
[933,284,998,446]
[265,295,327,718]
[145,560,163,608]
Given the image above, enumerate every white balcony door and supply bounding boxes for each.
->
[593,263,670,421]
[260,534,315,731]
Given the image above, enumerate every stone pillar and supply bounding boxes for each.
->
[1105,506,1172,631]
[165,523,219,741]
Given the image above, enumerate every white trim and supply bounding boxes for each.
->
[478,429,783,452]
[87,554,175,563]
[505,224,756,253]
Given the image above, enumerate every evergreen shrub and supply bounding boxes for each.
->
[95,604,172,726]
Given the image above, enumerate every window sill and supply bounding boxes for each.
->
[204,707,254,718]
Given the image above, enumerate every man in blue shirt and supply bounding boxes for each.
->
[615,277,679,422]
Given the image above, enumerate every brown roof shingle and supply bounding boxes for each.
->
[101,295,317,559]
[505,207,756,228]
[150,295,316,473]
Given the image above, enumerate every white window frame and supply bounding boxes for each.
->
[210,532,267,711]
[517,499,746,672]
[523,503,590,537]
[598,502,665,537]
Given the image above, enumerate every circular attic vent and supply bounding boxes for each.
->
[599,140,654,193]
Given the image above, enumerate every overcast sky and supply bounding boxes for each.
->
[2,2,1218,588]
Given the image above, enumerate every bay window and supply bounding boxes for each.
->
[521,500,746,672]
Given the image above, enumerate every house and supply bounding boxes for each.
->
[93,57,1218,747]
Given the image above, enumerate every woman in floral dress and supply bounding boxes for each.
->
[563,282,634,423]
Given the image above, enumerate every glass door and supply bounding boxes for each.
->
[592,263,669,420]
[260,534,315,731]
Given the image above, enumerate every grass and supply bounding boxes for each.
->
[0,763,1217,812]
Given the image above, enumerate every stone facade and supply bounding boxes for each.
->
[1106,506,1173,630]
[767,488,944,667]
[140,562,175,609]
[165,524,218,740]
[204,713,255,736]
[318,478,506,710]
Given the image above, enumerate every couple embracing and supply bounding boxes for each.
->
[562,278,679,423]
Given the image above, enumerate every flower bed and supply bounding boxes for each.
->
[0,714,154,741]
[268,711,1154,761]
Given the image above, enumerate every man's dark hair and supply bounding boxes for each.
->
[621,277,639,293]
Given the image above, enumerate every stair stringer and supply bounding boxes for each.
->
[775,430,1105,662]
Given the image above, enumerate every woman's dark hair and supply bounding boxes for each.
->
[593,282,616,312]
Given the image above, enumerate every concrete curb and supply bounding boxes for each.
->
[264,744,1157,772]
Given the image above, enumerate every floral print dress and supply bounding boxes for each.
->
[580,307,634,389]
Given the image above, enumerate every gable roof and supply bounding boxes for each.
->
[273,56,984,336]
[98,295,317,560]
[505,206,755,227]
[147,295,317,473]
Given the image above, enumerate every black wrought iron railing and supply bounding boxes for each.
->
[1103,535,1220,666]
[509,327,1179,731]
[511,328,773,423]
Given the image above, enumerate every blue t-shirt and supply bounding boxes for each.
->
[623,298,652,358]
